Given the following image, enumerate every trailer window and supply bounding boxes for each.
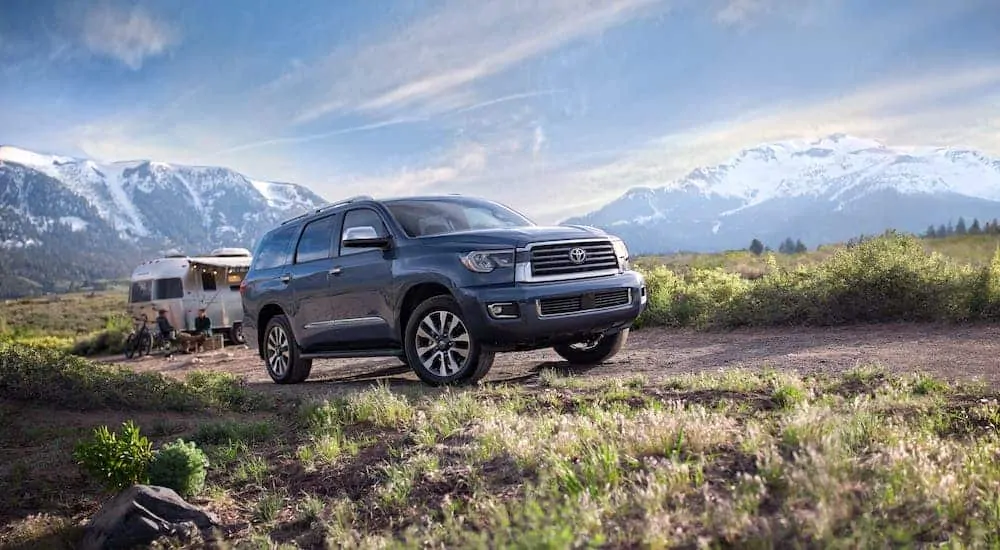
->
[129,280,152,303]
[154,278,184,300]
[226,270,246,287]
[201,270,217,291]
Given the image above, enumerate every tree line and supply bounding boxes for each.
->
[747,237,807,256]
[923,217,1000,238]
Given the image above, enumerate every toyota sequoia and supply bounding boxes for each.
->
[240,194,647,386]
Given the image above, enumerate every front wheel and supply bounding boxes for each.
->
[403,295,494,386]
[262,315,312,384]
[124,333,138,359]
[553,329,630,366]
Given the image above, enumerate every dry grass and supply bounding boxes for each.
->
[2,353,998,549]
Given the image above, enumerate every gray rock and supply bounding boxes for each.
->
[80,485,221,550]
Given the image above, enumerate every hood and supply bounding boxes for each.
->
[415,224,612,248]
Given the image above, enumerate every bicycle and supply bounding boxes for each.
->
[123,315,153,359]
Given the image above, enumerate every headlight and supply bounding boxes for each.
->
[610,237,629,270]
[460,250,515,273]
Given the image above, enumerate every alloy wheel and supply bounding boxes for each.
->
[414,310,471,377]
[266,325,290,377]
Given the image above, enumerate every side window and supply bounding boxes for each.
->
[129,280,152,303]
[340,208,388,256]
[154,278,184,299]
[252,225,297,270]
[295,215,337,264]
[201,270,217,291]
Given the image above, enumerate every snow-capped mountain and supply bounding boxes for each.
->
[565,134,1000,253]
[0,145,327,296]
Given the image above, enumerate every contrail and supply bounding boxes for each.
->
[211,117,425,155]
[445,89,567,116]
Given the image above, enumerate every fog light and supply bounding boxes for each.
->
[640,286,647,304]
[487,302,519,319]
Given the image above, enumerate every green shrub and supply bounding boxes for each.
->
[0,342,270,412]
[70,328,129,357]
[73,420,153,492]
[148,439,210,497]
[638,232,1000,329]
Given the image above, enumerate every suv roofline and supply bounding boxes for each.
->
[279,194,375,226]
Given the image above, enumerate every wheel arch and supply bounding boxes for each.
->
[397,281,454,340]
[256,303,286,358]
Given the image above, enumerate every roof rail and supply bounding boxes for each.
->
[279,195,375,225]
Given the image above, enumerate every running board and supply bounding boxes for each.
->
[300,348,405,359]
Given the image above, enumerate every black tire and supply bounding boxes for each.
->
[138,332,152,357]
[124,333,137,359]
[553,329,630,365]
[262,315,313,384]
[228,323,245,345]
[403,295,494,386]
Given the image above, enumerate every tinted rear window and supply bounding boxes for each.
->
[295,215,337,263]
[154,278,183,299]
[252,224,298,270]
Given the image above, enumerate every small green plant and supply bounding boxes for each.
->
[148,438,210,497]
[73,420,153,491]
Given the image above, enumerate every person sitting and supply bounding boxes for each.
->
[155,309,194,354]
[194,308,212,336]
[191,308,212,351]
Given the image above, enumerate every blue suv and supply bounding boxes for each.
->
[240,194,647,386]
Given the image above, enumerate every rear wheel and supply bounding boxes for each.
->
[263,315,312,384]
[553,329,629,365]
[137,332,152,357]
[403,295,494,386]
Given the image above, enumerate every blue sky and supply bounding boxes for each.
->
[2,0,999,222]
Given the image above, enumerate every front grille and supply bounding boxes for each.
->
[537,288,632,317]
[530,240,618,278]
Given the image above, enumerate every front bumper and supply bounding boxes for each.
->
[455,270,647,351]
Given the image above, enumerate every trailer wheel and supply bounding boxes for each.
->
[228,323,245,345]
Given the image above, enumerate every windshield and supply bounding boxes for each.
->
[384,198,535,237]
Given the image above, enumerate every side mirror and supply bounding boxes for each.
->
[342,225,390,248]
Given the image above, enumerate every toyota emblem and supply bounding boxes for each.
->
[568,247,587,264]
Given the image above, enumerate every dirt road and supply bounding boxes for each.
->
[108,322,1000,396]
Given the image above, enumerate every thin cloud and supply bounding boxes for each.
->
[79,2,179,69]
[277,0,668,124]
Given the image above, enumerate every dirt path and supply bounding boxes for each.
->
[105,322,1000,398]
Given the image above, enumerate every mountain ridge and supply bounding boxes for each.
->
[0,146,328,297]
[565,133,1000,254]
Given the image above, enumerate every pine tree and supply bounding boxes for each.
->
[749,238,764,256]
[938,224,948,237]
[947,221,955,236]
[794,239,807,253]
[925,225,937,238]
[778,237,796,254]
[970,218,982,234]
[956,217,968,235]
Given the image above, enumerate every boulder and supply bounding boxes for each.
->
[80,485,220,550]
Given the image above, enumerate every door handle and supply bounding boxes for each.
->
[280,274,291,284]
[328,267,342,276]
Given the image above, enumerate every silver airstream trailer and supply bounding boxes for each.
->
[127,248,252,344]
